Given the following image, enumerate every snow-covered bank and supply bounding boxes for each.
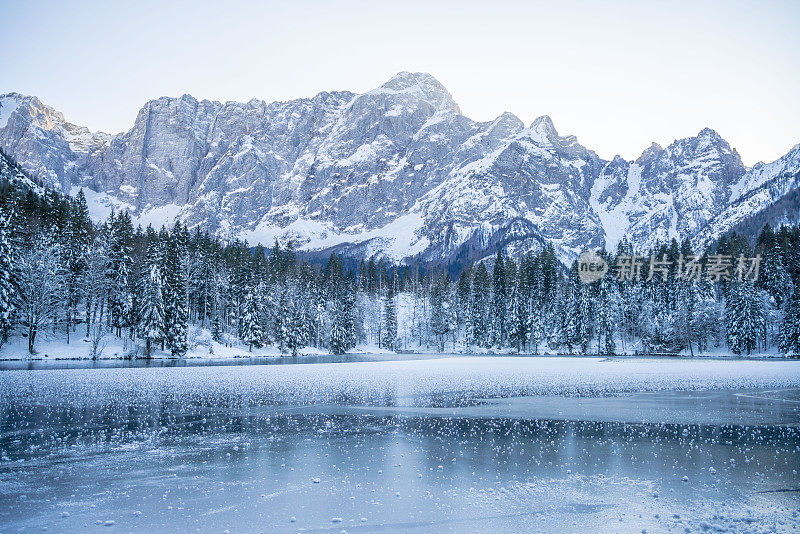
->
[1,331,791,362]
[0,332,331,361]
[2,357,799,408]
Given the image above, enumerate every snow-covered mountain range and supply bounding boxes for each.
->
[1,72,798,264]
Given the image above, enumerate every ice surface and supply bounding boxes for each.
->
[3,356,798,409]
[0,364,798,532]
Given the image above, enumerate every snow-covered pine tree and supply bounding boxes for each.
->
[211,315,223,343]
[507,275,527,353]
[274,287,290,353]
[539,244,561,336]
[106,211,134,336]
[689,279,718,353]
[63,189,92,344]
[596,273,618,355]
[577,277,594,353]
[16,237,66,354]
[297,265,319,349]
[240,289,262,352]
[757,225,793,307]
[323,253,345,301]
[726,281,764,355]
[381,290,398,351]
[528,303,543,354]
[643,302,677,353]
[490,251,507,347]
[163,223,189,357]
[470,261,490,347]
[366,257,379,295]
[83,233,110,339]
[779,287,800,357]
[455,267,472,347]
[136,234,165,357]
[523,254,543,353]
[756,225,793,349]
[429,271,452,352]
[671,240,696,355]
[330,289,357,355]
[562,261,592,353]
[0,204,14,346]
[559,263,580,352]
[255,279,273,346]
[777,225,800,285]
[329,308,346,355]
[285,293,305,357]
[213,267,232,341]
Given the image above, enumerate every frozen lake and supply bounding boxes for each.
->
[1,356,799,532]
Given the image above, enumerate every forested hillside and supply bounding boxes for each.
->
[1,164,798,358]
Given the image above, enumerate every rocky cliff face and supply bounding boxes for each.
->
[1,73,797,264]
[591,129,749,252]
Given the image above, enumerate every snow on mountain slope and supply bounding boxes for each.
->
[416,114,605,260]
[590,157,643,251]
[0,146,42,194]
[0,93,111,193]
[0,96,20,128]
[730,144,800,203]
[693,144,800,249]
[0,74,797,264]
[590,130,747,251]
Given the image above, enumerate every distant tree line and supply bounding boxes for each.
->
[0,179,798,358]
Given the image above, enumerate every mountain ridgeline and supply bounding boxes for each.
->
[1,160,799,358]
[1,72,798,267]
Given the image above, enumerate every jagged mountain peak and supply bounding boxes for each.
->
[0,92,25,105]
[372,71,461,115]
[0,92,40,107]
[697,126,722,139]
[381,71,446,91]
[0,92,111,160]
[637,142,663,163]
[496,111,522,122]
[669,127,737,155]
[485,112,525,138]
[1,92,59,125]
[530,115,558,142]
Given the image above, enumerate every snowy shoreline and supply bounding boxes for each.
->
[0,349,794,363]
[1,336,795,364]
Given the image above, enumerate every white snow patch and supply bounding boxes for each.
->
[0,96,20,128]
[239,212,429,261]
[70,186,135,223]
[589,164,642,251]
[135,203,183,230]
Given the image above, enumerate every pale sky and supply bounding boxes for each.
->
[2,0,798,166]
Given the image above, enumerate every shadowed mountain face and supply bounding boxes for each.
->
[1,73,797,264]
